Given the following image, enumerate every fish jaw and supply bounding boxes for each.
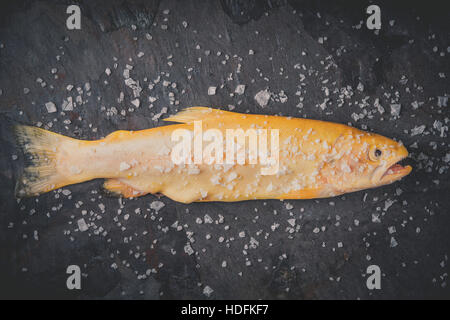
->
[371,150,412,186]
[379,163,412,184]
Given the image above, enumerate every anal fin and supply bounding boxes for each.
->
[103,179,148,198]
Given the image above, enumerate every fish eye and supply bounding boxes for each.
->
[369,146,383,161]
[375,149,382,157]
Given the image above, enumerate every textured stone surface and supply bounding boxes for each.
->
[0,0,448,299]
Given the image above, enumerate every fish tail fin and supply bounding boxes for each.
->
[14,125,67,197]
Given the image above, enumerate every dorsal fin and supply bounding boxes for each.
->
[163,107,239,124]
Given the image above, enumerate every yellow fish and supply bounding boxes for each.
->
[15,107,412,203]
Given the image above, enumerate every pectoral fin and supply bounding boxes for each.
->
[103,179,148,198]
[278,186,328,200]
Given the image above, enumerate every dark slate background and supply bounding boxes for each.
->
[0,0,448,299]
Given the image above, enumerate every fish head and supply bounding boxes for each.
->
[322,132,412,194]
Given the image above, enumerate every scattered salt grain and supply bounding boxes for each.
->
[437,96,448,107]
[131,98,140,108]
[62,97,73,111]
[390,104,401,117]
[208,86,217,95]
[204,214,213,224]
[77,218,88,232]
[411,125,426,136]
[45,102,57,113]
[390,236,398,248]
[150,201,165,211]
[235,84,246,95]
[254,89,271,107]
[184,243,194,255]
[287,219,296,227]
[203,285,214,297]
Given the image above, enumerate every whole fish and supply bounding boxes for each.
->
[15,107,412,203]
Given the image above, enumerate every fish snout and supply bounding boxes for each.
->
[375,144,412,185]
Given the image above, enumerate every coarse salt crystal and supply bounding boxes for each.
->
[235,84,246,95]
[150,201,165,211]
[208,86,217,95]
[77,218,88,232]
[203,285,214,297]
[119,162,131,171]
[45,102,57,113]
[254,89,271,107]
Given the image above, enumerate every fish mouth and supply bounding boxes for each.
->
[379,157,412,184]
